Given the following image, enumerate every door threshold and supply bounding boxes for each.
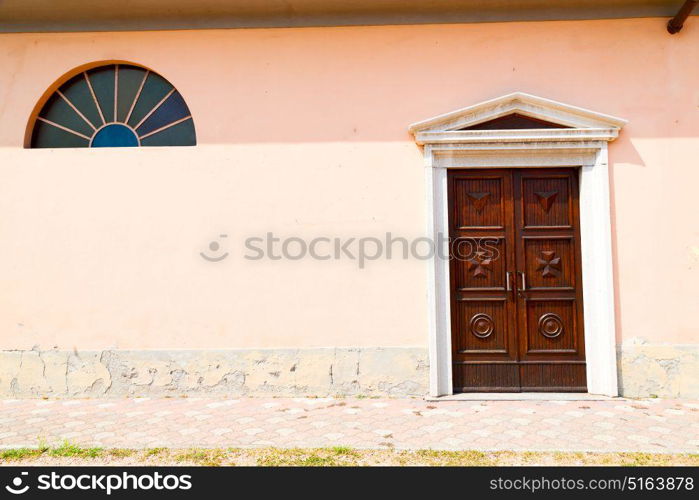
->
[425,393,616,402]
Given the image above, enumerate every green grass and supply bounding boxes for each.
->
[48,441,102,458]
[257,449,346,466]
[173,449,227,467]
[0,448,45,460]
[107,449,135,458]
[412,450,494,466]
[256,446,363,466]
[0,444,697,466]
[331,446,358,456]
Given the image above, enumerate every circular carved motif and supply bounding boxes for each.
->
[469,313,494,339]
[538,313,564,338]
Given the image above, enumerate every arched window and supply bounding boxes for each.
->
[29,63,196,148]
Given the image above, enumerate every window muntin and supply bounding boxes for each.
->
[30,64,196,148]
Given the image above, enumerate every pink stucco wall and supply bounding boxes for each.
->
[0,18,697,350]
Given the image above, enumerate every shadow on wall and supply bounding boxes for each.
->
[1,20,697,147]
[607,132,646,346]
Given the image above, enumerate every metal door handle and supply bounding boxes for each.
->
[517,271,527,298]
[506,271,516,301]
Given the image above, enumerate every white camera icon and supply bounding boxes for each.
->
[5,472,29,495]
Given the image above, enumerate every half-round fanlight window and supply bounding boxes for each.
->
[30,64,196,148]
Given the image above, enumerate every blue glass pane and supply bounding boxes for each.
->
[91,124,139,148]
[140,118,196,147]
[136,91,190,137]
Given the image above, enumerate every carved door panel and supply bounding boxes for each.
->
[513,169,586,391]
[448,168,586,392]
[448,170,519,392]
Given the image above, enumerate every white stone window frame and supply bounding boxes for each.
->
[409,92,627,397]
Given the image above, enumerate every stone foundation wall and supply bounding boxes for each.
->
[0,348,428,398]
[617,343,699,399]
[1,344,696,398]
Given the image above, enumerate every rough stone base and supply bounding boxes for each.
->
[2,343,696,398]
[0,347,428,398]
[618,342,699,399]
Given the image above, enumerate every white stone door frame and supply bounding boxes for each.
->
[409,92,627,397]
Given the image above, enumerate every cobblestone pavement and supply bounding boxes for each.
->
[1,398,698,453]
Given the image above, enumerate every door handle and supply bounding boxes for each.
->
[506,271,516,301]
[517,271,527,298]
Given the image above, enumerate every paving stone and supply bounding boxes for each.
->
[0,397,697,452]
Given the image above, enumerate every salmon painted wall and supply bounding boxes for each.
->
[0,18,697,351]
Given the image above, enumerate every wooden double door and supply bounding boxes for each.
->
[448,168,586,392]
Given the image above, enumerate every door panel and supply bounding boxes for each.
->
[519,364,587,391]
[523,298,578,353]
[520,175,572,228]
[452,177,505,229]
[522,238,576,290]
[449,170,518,391]
[453,365,519,393]
[454,238,508,290]
[453,299,510,354]
[449,168,586,393]
[514,169,586,392]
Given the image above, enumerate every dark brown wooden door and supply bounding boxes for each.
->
[449,168,586,392]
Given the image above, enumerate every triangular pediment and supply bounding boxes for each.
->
[459,113,568,130]
[409,92,627,134]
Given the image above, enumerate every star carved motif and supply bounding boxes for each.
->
[536,250,561,277]
[467,251,493,278]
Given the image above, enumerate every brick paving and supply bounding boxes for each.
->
[1,397,697,453]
